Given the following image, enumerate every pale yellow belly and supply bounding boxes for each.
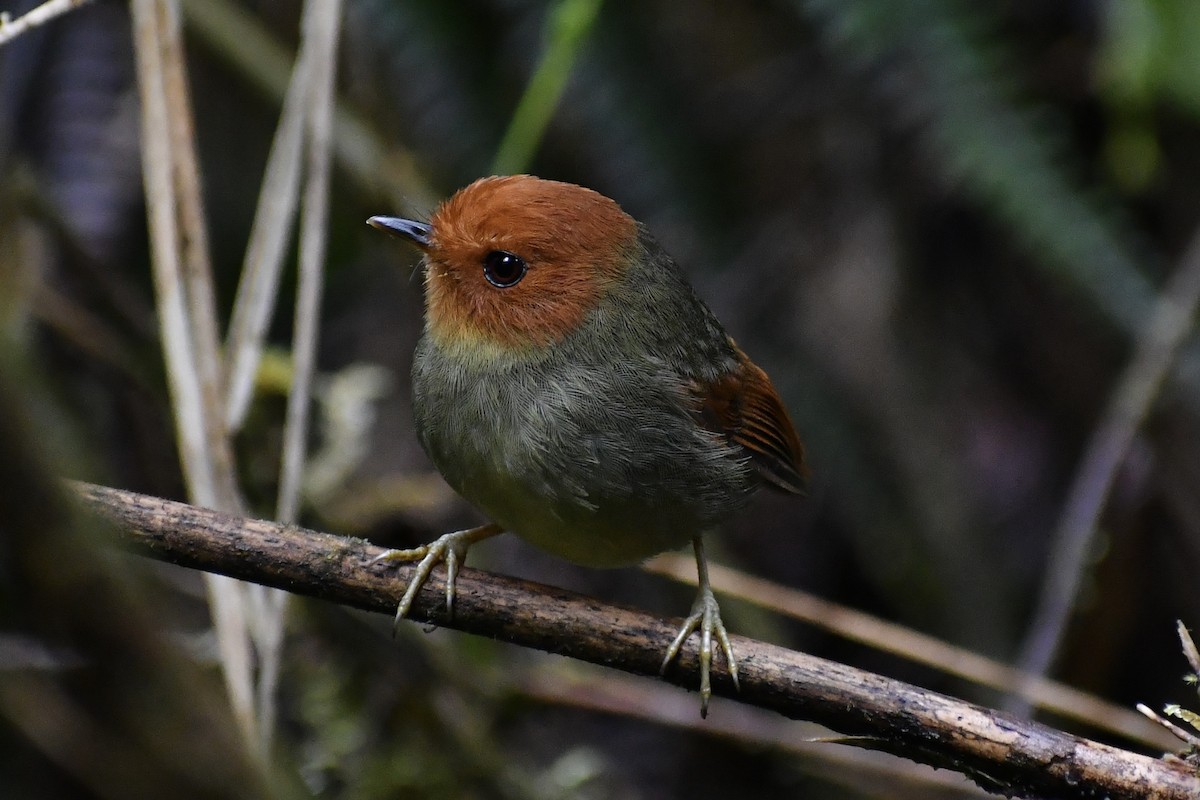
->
[462,469,699,567]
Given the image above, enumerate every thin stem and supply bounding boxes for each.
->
[1012,225,1200,709]
[130,0,251,749]
[0,0,94,47]
[275,0,341,526]
[490,0,604,175]
[222,40,311,432]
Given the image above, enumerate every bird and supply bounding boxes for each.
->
[368,175,806,716]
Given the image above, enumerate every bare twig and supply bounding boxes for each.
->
[1179,621,1200,677]
[74,482,1200,800]
[0,0,93,47]
[1138,704,1200,750]
[1134,625,1200,758]
[221,49,309,431]
[276,0,341,526]
[180,0,439,214]
[1013,227,1200,705]
[130,0,253,747]
[251,0,344,751]
[219,0,323,431]
[130,0,234,511]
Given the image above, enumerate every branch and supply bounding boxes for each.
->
[0,0,94,47]
[73,481,1200,800]
[645,555,1174,749]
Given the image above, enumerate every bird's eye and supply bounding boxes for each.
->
[482,250,527,288]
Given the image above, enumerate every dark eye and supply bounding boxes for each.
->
[482,250,527,288]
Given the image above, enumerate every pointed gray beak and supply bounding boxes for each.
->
[367,216,432,248]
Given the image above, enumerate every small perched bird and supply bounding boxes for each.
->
[369,175,806,715]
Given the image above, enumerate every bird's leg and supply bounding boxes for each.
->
[660,534,739,717]
[370,523,503,631]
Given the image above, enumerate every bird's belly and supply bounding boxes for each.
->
[411,338,752,567]
[418,412,732,567]
[463,465,698,566]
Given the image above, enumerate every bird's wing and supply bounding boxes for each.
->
[690,344,808,495]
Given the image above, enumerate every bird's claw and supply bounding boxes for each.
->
[660,582,739,718]
[370,524,500,633]
[659,535,739,718]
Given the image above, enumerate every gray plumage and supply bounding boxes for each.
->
[411,228,756,567]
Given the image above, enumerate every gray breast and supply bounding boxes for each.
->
[410,334,754,566]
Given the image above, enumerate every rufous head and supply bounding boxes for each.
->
[369,175,639,353]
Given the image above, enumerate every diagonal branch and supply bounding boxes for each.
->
[0,0,95,47]
[645,554,1174,749]
[72,481,1200,800]
[1014,223,1200,702]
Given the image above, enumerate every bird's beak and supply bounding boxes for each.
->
[367,216,432,249]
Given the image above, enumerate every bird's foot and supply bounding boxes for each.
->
[659,535,739,717]
[370,523,502,632]
[660,578,739,718]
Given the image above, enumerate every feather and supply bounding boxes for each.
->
[691,343,808,494]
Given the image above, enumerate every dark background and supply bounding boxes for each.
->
[2,0,1199,797]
